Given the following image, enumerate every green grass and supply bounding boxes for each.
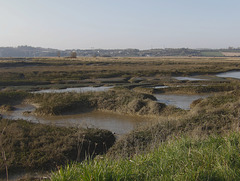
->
[51,132,240,181]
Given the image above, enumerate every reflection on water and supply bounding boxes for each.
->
[2,104,146,135]
[1,103,147,180]
[155,94,209,110]
[216,71,240,79]
[33,86,113,93]
[174,77,207,81]
[154,85,169,89]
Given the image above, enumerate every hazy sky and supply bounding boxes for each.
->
[1,0,240,50]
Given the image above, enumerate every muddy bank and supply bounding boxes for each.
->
[0,119,115,175]
[31,90,168,117]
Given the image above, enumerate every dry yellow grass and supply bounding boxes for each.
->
[1,57,240,74]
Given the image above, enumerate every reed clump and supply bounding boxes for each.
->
[32,90,167,116]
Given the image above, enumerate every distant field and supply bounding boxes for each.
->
[221,52,240,56]
[200,51,224,57]
[1,57,240,90]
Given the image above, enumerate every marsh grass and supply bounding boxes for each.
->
[2,57,240,179]
[106,89,240,158]
[51,132,240,181]
[0,91,29,105]
[32,92,93,115]
[0,119,115,174]
[1,57,240,89]
[201,51,224,57]
[154,82,239,94]
[31,90,167,116]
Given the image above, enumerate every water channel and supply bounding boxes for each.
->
[216,70,240,79]
[1,84,214,136]
[2,103,146,135]
[154,94,209,110]
[174,77,208,81]
[33,86,113,93]
[3,72,239,180]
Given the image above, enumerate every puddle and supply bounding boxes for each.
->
[154,94,209,110]
[174,77,207,81]
[216,70,240,79]
[175,71,240,81]
[2,104,147,135]
[153,85,169,89]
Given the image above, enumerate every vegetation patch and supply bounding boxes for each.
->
[51,132,240,181]
[108,89,240,157]
[0,91,29,105]
[154,82,239,94]
[0,119,115,174]
[49,86,240,179]
[1,57,240,89]
[2,57,240,179]
[0,104,15,112]
[200,51,224,57]
[31,90,167,116]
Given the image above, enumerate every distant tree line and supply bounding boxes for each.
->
[0,46,240,57]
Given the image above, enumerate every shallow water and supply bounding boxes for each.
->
[1,102,147,180]
[2,104,146,135]
[153,85,169,89]
[216,70,240,79]
[155,94,209,110]
[174,77,207,81]
[33,86,113,93]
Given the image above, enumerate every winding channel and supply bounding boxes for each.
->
[3,70,240,135]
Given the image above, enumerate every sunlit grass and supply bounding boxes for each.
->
[1,57,240,87]
[51,132,240,181]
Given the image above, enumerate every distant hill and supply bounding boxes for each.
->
[0,46,240,57]
[0,46,61,57]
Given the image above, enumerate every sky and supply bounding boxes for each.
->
[0,0,240,50]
